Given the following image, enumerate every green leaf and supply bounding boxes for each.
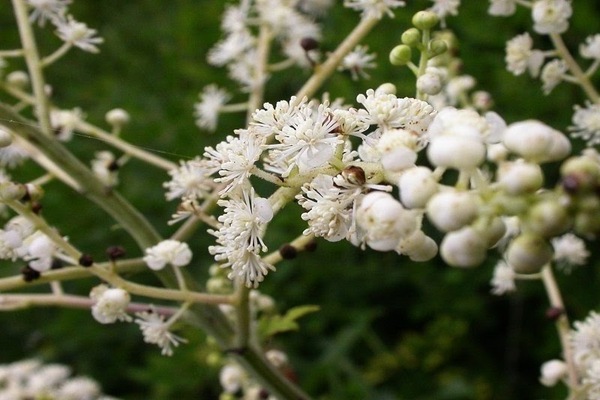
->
[259,305,320,338]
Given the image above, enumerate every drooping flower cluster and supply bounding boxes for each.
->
[0,358,117,400]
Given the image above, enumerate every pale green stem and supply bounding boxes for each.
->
[541,265,578,389]
[295,15,381,101]
[415,28,432,100]
[11,0,52,135]
[0,49,24,57]
[42,42,73,67]
[268,58,296,72]
[75,120,177,171]
[585,59,600,78]
[220,103,249,113]
[550,33,600,104]
[251,166,286,186]
[246,24,272,121]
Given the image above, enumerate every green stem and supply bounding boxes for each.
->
[295,15,381,101]
[550,33,600,103]
[11,0,52,135]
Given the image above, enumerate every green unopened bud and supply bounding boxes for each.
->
[401,28,421,46]
[574,211,600,237]
[428,39,448,57]
[389,45,412,66]
[412,11,439,30]
[506,233,553,274]
[526,199,570,237]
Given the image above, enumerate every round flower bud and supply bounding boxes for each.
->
[0,182,26,202]
[506,233,553,274]
[428,39,448,57]
[526,199,570,237]
[401,28,421,46]
[487,143,509,163]
[560,155,600,192]
[398,230,438,262]
[416,72,442,95]
[503,120,571,163]
[300,37,319,51]
[412,11,439,30]
[375,83,397,95]
[539,360,568,387]
[6,70,29,88]
[398,166,438,209]
[377,129,418,173]
[0,127,13,148]
[473,216,507,248]
[389,45,412,66]
[497,160,544,195]
[573,210,600,237]
[440,226,488,268]
[426,190,478,232]
[105,108,130,127]
[356,192,417,251]
[472,91,493,111]
[427,133,486,169]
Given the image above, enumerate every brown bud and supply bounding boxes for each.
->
[279,244,298,260]
[79,253,94,267]
[300,37,319,51]
[21,265,41,282]
[545,306,564,321]
[106,245,126,260]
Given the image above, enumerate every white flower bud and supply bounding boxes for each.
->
[377,129,418,173]
[427,133,486,169]
[526,199,570,237]
[0,127,13,148]
[375,83,397,95]
[539,359,567,387]
[398,166,438,209]
[143,239,192,270]
[426,190,478,232]
[497,160,544,195]
[397,229,438,261]
[416,72,442,95]
[440,226,488,268]
[6,70,29,88]
[502,120,571,163]
[219,364,245,394]
[356,192,417,251]
[506,233,553,274]
[105,108,130,127]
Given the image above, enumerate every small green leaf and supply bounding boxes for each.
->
[259,305,320,338]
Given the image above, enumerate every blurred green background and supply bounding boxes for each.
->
[1,1,600,399]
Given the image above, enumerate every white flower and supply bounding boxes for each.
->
[532,0,572,35]
[297,174,361,241]
[488,0,517,16]
[267,102,340,176]
[541,59,568,94]
[0,137,30,169]
[571,311,600,370]
[91,151,118,187]
[580,34,600,60]
[219,363,245,394]
[55,15,104,53]
[539,359,568,387]
[570,102,600,146]
[143,240,192,271]
[343,0,405,19]
[356,89,435,134]
[208,29,254,67]
[490,260,516,295]
[23,231,58,272]
[552,233,589,272]
[209,188,275,287]
[164,157,215,201]
[57,377,101,400]
[429,0,460,27]
[134,306,187,356]
[338,45,376,80]
[50,108,83,142]
[583,359,600,400]
[505,33,545,77]
[205,130,265,193]
[27,0,70,26]
[194,85,231,132]
[90,285,131,324]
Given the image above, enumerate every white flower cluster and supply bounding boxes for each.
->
[0,358,117,400]
[0,215,66,273]
[26,0,103,53]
